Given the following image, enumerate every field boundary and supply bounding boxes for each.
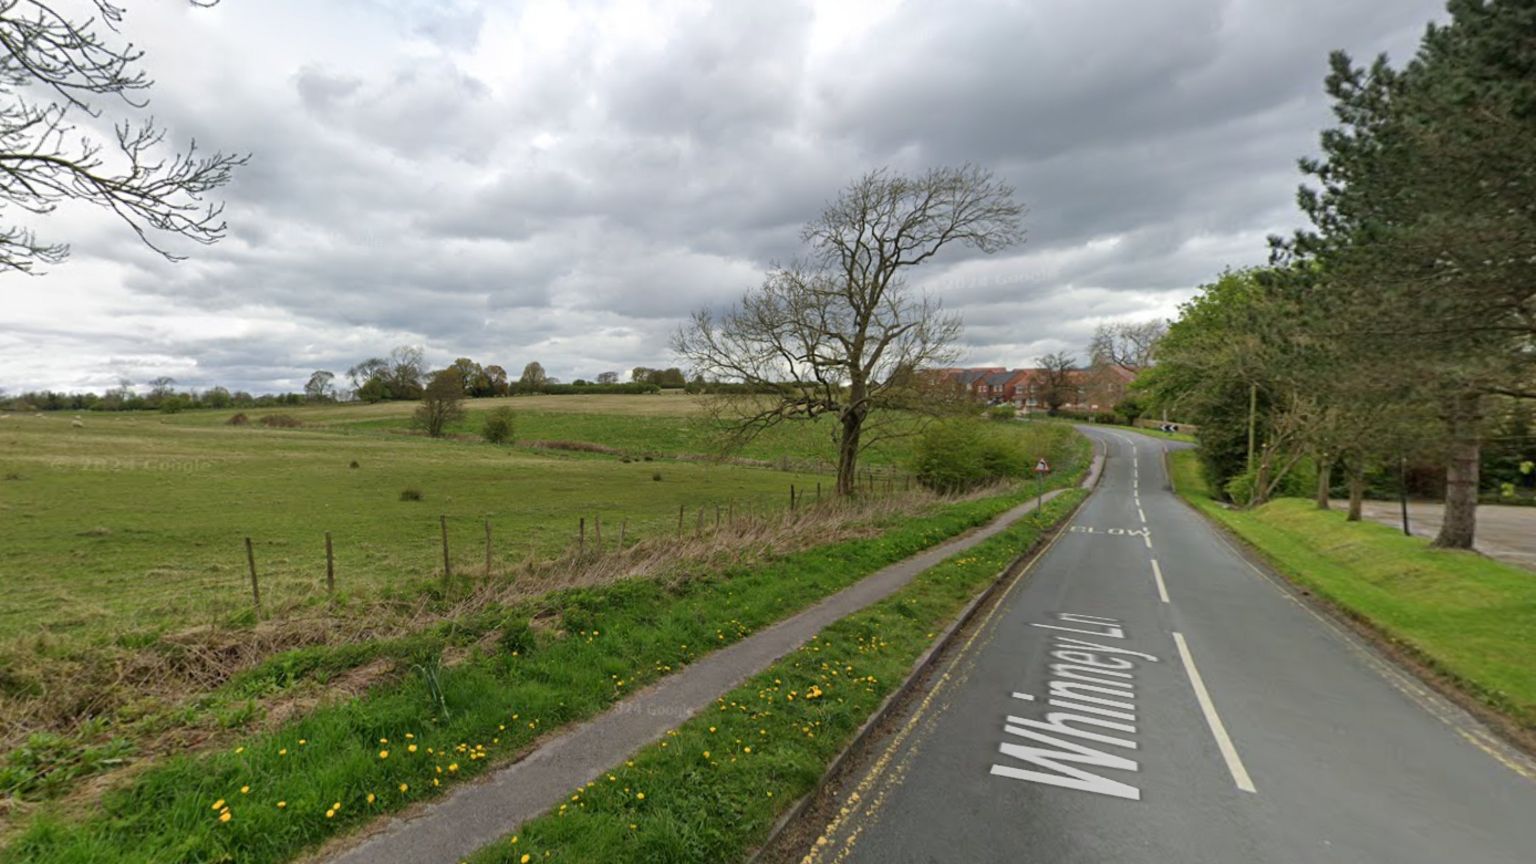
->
[316,447,1104,864]
[745,437,1103,863]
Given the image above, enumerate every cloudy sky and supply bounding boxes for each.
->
[2,0,1447,394]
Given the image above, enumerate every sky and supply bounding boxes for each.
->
[1,0,1449,395]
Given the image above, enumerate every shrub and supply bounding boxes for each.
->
[348,460,360,469]
[498,621,536,656]
[482,407,516,444]
[225,412,249,426]
[1222,459,1313,507]
[259,414,301,428]
[912,419,1027,493]
[985,404,1016,422]
[652,471,663,482]
[399,487,424,502]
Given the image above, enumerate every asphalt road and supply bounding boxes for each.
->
[800,427,1536,864]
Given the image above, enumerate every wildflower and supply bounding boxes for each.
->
[448,763,459,773]
[379,738,388,744]
[326,809,336,819]
[298,739,307,746]
[408,744,418,753]
[367,793,376,804]
[399,783,409,793]
[277,801,287,809]
[219,810,232,823]
[744,747,752,753]
[234,747,245,754]
[379,750,390,759]
[279,748,288,756]
[240,786,250,794]
[521,856,531,864]
[211,799,226,811]
[636,792,645,800]
[703,751,711,759]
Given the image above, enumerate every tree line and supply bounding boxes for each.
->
[1138,0,1536,549]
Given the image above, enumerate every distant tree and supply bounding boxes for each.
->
[203,386,232,409]
[413,368,465,438]
[519,361,548,389]
[656,367,687,388]
[449,357,482,394]
[572,378,588,386]
[1036,352,1077,415]
[482,364,509,396]
[304,370,336,402]
[630,367,655,384]
[676,165,1024,495]
[1089,321,1165,373]
[596,371,620,385]
[0,1,247,274]
[347,357,388,394]
[388,345,426,400]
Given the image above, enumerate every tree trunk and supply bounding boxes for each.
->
[1346,461,1365,522]
[1432,392,1482,549]
[1315,454,1331,510]
[836,412,862,496]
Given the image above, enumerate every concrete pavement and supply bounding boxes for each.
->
[1337,499,1536,571]
[795,427,1536,864]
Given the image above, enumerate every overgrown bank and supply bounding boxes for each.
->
[461,491,1089,864]
[1168,449,1536,732]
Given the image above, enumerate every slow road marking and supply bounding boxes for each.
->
[1173,632,1256,793]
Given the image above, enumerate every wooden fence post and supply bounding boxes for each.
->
[324,531,334,598]
[579,517,586,556]
[440,515,452,583]
[619,519,628,548]
[790,484,796,510]
[484,520,493,580]
[678,503,685,536]
[816,481,821,501]
[244,537,261,614]
[595,515,603,553]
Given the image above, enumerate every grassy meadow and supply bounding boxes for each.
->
[0,393,1088,855]
[1168,449,1536,731]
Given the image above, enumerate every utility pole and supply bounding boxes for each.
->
[1246,382,1258,473]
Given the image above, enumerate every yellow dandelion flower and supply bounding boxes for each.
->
[240,786,250,794]
[703,751,711,759]
[448,762,459,773]
[325,809,335,819]
[399,783,410,793]
[278,748,288,756]
[298,739,307,746]
[744,747,752,753]
[277,801,287,809]
[521,855,531,864]
[408,744,418,753]
[636,792,645,800]
[211,799,226,811]
[219,810,232,823]
[379,750,389,759]
[234,746,245,754]
[367,793,376,804]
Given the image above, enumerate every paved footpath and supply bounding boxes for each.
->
[323,454,1101,864]
[797,427,1536,864]
[1337,499,1536,572]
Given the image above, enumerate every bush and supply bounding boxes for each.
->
[226,413,249,426]
[1222,459,1313,507]
[399,487,424,502]
[985,404,1016,422]
[498,621,536,655]
[652,471,662,482]
[482,407,516,444]
[912,420,1027,493]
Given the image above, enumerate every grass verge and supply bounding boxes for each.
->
[461,490,1088,864]
[1,448,1091,862]
[1168,449,1536,731]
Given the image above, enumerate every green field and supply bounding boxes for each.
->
[1169,449,1536,730]
[0,395,1086,844]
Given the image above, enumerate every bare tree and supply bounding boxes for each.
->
[675,165,1024,495]
[1089,320,1165,374]
[388,345,426,399]
[1035,352,1077,415]
[0,1,246,273]
[304,370,335,402]
[596,370,619,385]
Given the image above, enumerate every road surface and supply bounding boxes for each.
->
[798,427,1536,864]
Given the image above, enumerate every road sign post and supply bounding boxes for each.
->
[1034,457,1050,510]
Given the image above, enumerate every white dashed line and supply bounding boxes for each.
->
[1151,559,1169,603]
